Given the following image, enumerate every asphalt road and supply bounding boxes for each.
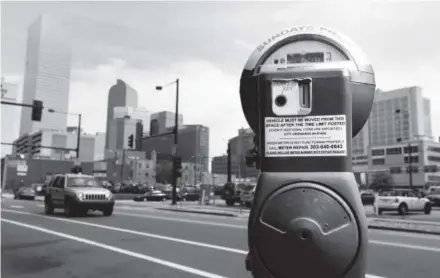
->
[1,198,440,278]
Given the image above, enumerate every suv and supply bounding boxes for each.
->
[44,173,115,217]
[240,184,256,208]
[374,189,432,215]
[426,186,440,207]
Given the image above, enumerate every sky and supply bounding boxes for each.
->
[1,0,439,158]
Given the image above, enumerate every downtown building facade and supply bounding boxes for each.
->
[351,87,439,188]
[19,14,72,136]
[211,128,259,180]
[149,111,183,136]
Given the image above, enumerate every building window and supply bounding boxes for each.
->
[428,175,440,181]
[372,158,385,165]
[404,156,419,163]
[390,166,402,174]
[403,146,419,153]
[372,149,385,156]
[428,146,440,153]
[428,156,440,163]
[386,147,402,155]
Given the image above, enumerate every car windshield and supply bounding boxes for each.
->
[67,177,100,188]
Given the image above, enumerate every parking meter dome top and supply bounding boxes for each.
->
[239,25,376,138]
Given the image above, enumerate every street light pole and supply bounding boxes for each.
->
[156,78,179,205]
[76,114,82,158]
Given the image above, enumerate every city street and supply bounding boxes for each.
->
[1,198,440,278]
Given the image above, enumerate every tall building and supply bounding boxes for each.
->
[105,79,138,149]
[19,15,72,136]
[108,116,143,151]
[113,106,150,135]
[1,77,20,157]
[211,128,259,179]
[141,124,210,182]
[149,111,183,136]
[353,87,433,156]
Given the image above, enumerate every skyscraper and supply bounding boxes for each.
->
[113,106,150,135]
[105,79,138,149]
[19,14,72,136]
[149,111,183,136]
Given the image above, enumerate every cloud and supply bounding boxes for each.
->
[68,58,247,157]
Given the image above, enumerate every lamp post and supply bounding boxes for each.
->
[155,78,179,205]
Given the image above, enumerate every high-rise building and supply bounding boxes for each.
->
[211,128,259,179]
[1,77,20,157]
[149,111,183,136]
[113,106,150,135]
[105,79,138,149]
[108,116,143,151]
[353,86,433,156]
[19,15,72,136]
[141,124,210,183]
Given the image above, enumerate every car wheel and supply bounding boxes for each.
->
[103,207,113,216]
[398,203,408,215]
[378,209,383,215]
[226,199,235,206]
[45,197,54,215]
[64,201,75,218]
[424,203,432,215]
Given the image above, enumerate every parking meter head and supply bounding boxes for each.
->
[239,25,376,138]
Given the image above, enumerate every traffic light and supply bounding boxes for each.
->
[128,134,134,149]
[31,100,43,121]
[173,156,182,178]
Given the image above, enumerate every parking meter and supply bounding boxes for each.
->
[240,26,375,278]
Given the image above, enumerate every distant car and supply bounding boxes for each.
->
[31,183,46,196]
[134,190,167,202]
[426,186,440,207]
[14,186,36,200]
[44,173,115,217]
[180,186,200,201]
[360,192,375,205]
[374,189,432,215]
[240,184,256,208]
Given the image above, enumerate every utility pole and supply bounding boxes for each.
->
[76,114,82,158]
[407,142,413,189]
[120,149,126,182]
[227,142,232,183]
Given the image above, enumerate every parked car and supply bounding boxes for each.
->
[222,182,250,206]
[374,189,432,215]
[31,183,46,196]
[426,186,440,207]
[14,185,36,200]
[180,186,200,201]
[360,191,375,205]
[134,190,167,202]
[240,184,256,208]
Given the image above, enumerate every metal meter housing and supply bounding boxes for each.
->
[240,25,375,138]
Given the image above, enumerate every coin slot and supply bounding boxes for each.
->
[298,79,311,108]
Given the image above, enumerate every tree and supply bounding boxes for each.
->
[369,172,394,191]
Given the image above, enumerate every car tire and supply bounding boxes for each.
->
[225,199,235,206]
[398,203,408,215]
[245,202,252,208]
[64,200,75,218]
[103,207,113,216]
[424,203,432,215]
[45,197,54,215]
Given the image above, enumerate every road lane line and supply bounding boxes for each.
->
[114,211,246,229]
[9,205,24,209]
[1,210,386,278]
[1,209,247,255]
[369,239,440,253]
[1,218,227,278]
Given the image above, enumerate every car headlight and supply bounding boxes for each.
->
[77,192,85,201]
[105,192,113,200]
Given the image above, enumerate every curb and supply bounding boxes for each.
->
[157,208,238,217]
[368,225,440,236]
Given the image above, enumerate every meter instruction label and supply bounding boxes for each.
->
[265,115,347,157]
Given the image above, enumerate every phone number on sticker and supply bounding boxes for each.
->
[310,144,344,150]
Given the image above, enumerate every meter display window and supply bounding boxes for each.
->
[287,52,325,64]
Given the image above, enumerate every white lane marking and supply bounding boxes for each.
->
[114,211,246,229]
[1,210,386,278]
[369,239,440,253]
[1,209,247,255]
[369,217,440,226]
[9,205,24,209]
[369,229,440,240]
[36,204,44,208]
[1,218,227,278]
